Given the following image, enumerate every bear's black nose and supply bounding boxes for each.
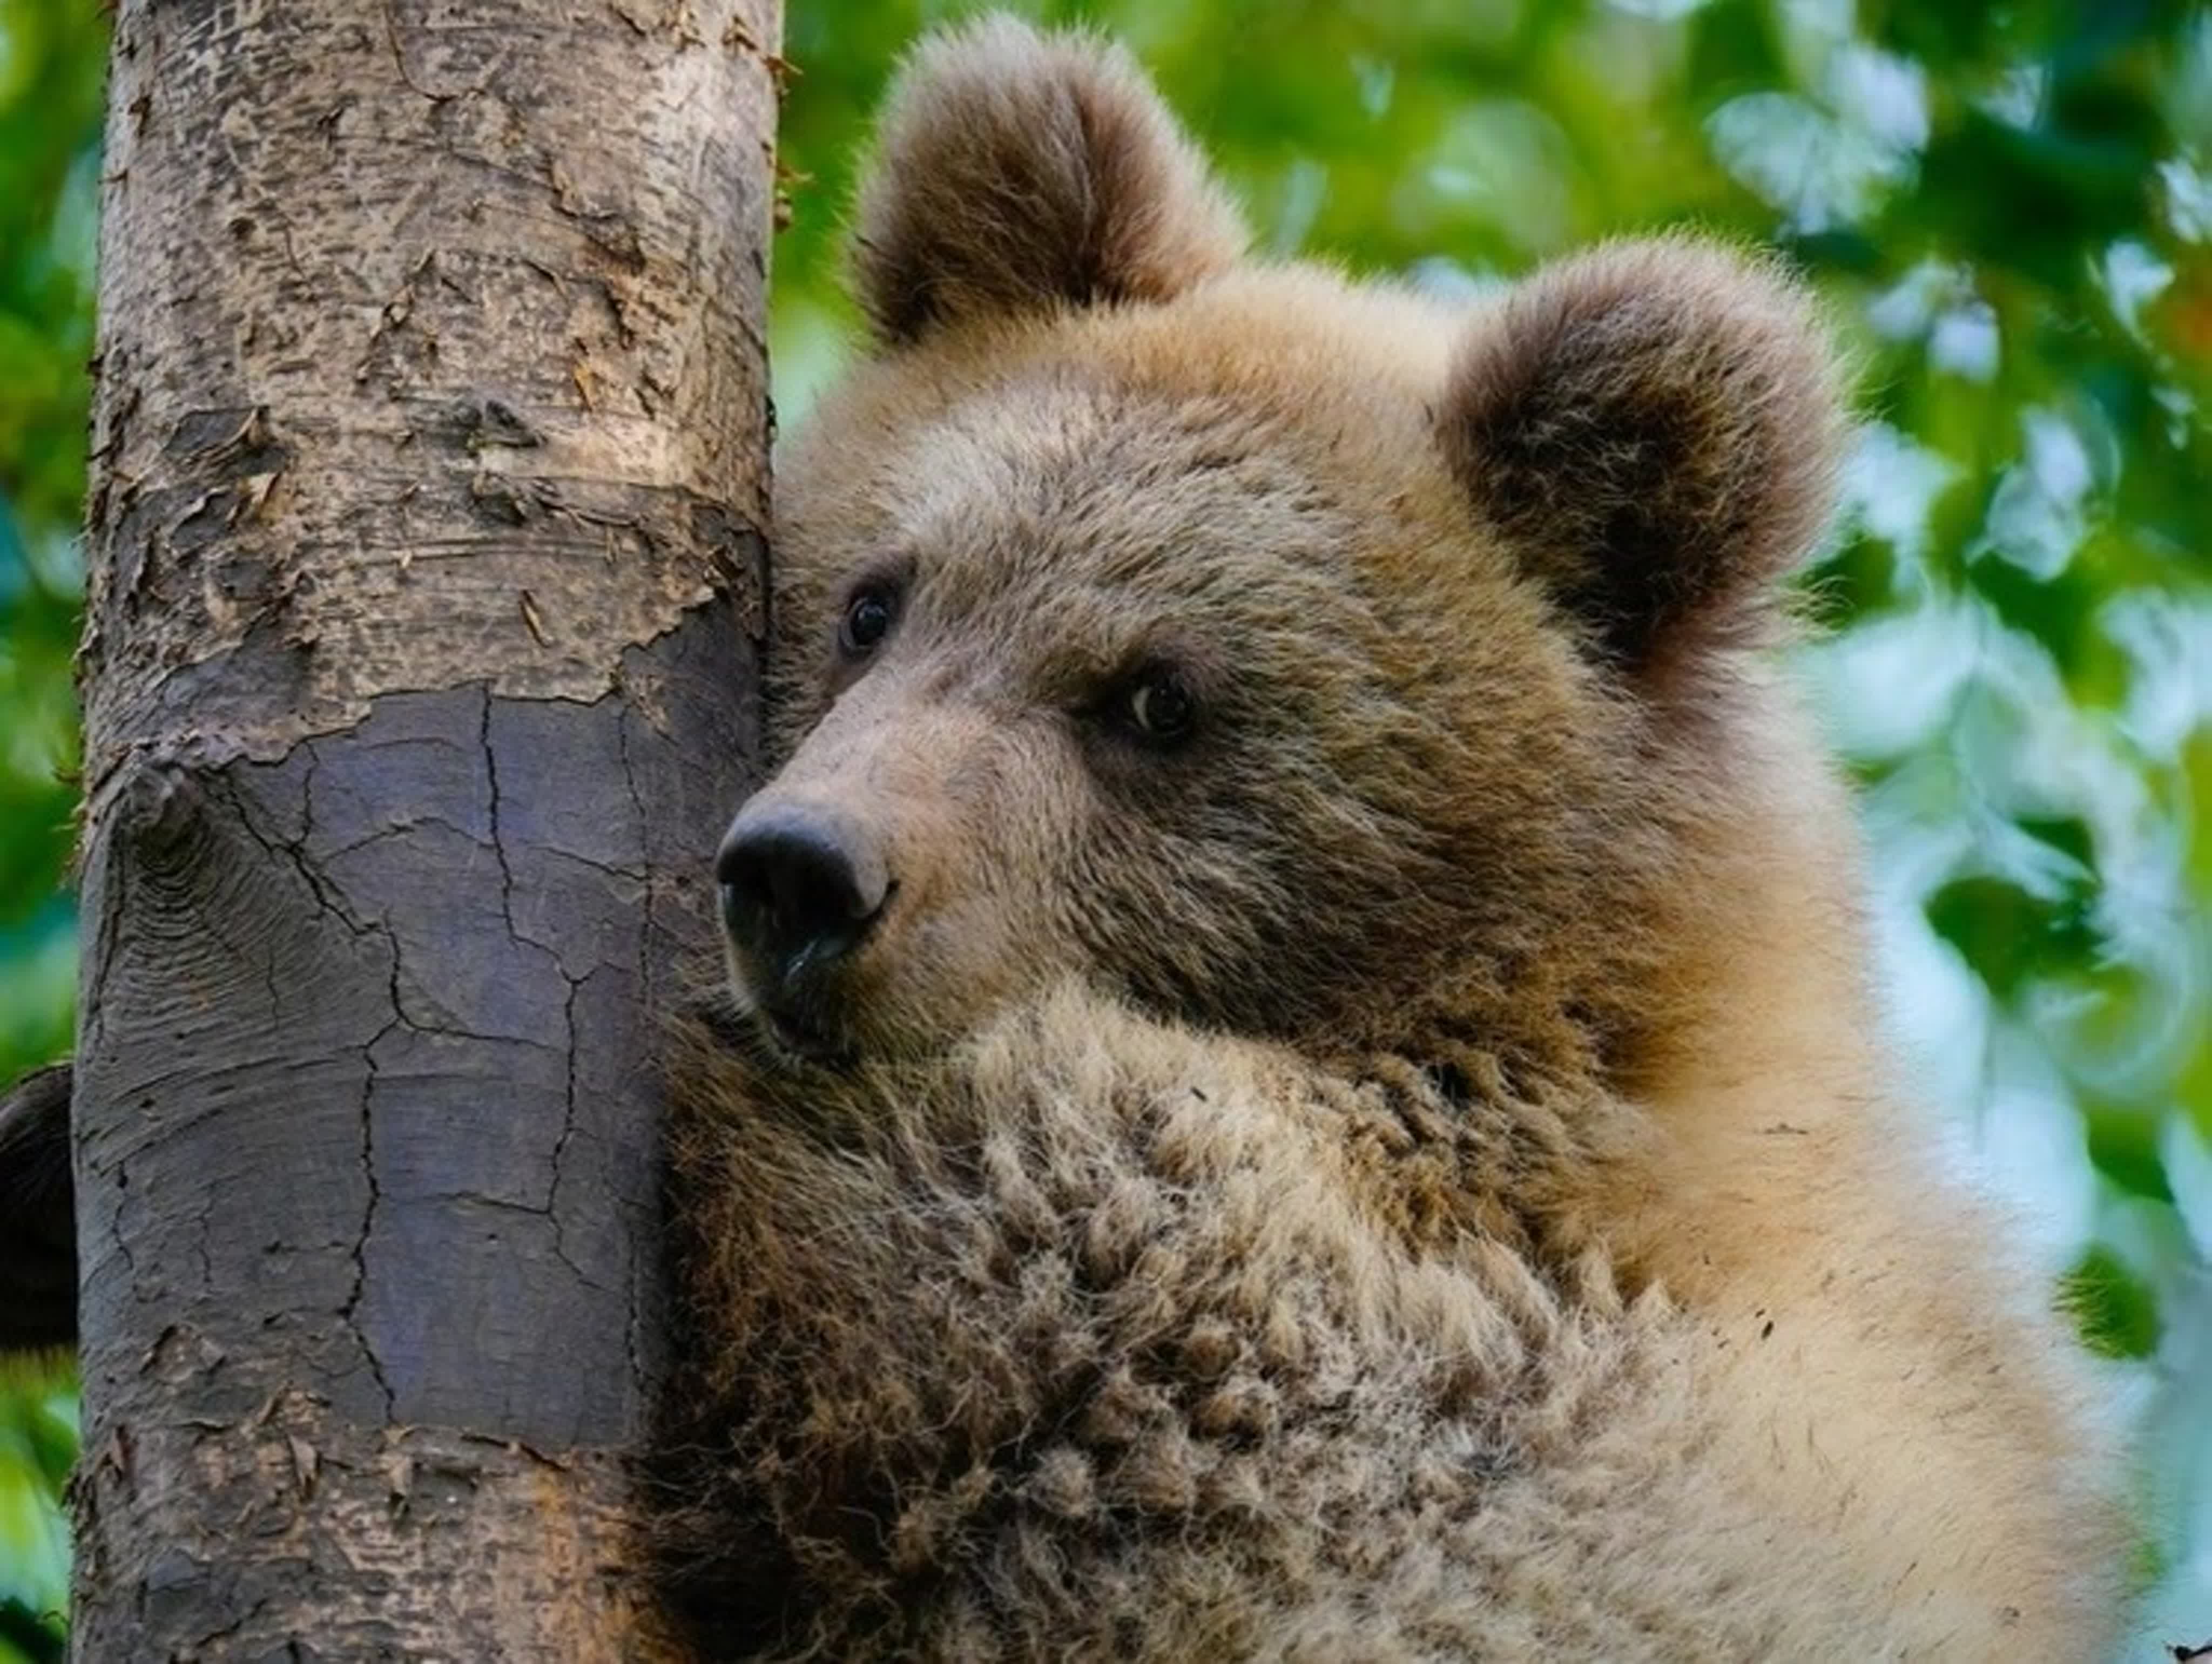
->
[716,803,891,989]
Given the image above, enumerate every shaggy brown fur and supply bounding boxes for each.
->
[850,21,1247,344]
[659,16,2125,1659]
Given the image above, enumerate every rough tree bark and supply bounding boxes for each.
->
[71,1,779,1653]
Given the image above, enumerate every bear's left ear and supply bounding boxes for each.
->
[1440,239,1847,676]
[848,16,1249,348]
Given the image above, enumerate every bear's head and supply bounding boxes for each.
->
[718,16,1847,1081]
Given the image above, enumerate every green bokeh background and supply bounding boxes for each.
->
[4,1,2209,1654]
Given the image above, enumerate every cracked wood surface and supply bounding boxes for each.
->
[72,1,779,1655]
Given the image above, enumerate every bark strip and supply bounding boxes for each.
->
[73,1,780,1653]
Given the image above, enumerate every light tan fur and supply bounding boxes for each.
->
[657,16,2126,1659]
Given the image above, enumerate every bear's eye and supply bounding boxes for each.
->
[839,584,899,658]
[1116,666,1198,747]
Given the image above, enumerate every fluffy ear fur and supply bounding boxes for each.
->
[849,15,1249,347]
[1441,239,1847,675]
[0,1061,74,1354]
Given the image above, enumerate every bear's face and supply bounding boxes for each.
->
[717,18,1844,1070]
[753,288,1614,1061]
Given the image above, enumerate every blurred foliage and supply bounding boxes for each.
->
[0,0,102,1653]
[3,0,2209,1652]
[0,1384,70,1664]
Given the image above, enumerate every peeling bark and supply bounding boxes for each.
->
[73,1,780,1654]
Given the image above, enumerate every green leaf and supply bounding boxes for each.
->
[2084,1101,2177,1202]
[2059,1243,2162,1360]
[1924,874,2096,1002]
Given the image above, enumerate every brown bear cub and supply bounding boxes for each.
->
[660,16,2124,1659]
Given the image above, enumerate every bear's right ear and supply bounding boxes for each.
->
[848,16,1249,348]
[1439,239,1847,679]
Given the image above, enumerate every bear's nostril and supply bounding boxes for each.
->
[716,803,891,986]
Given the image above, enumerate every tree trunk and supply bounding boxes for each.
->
[71,1,779,1654]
